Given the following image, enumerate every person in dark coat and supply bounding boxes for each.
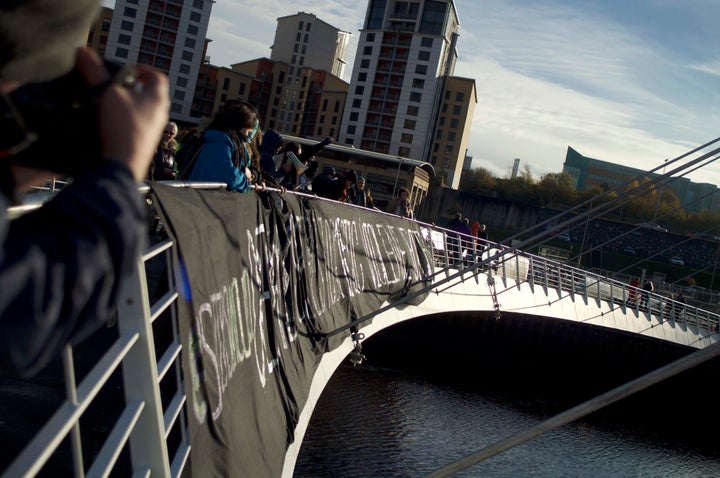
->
[0,0,170,377]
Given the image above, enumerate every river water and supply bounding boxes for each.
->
[294,363,720,478]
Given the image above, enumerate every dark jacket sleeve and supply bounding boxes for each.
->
[0,161,147,377]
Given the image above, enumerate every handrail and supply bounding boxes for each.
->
[3,182,718,477]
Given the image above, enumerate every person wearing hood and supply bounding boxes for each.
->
[259,128,283,179]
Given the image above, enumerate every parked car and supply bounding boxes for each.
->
[622,246,637,256]
[669,256,685,266]
[638,222,668,232]
[557,233,571,242]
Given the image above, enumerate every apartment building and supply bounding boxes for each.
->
[340,0,476,189]
[104,0,214,124]
[271,12,352,79]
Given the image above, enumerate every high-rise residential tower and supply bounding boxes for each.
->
[104,0,214,124]
[271,12,352,80]
[340,0,476,189]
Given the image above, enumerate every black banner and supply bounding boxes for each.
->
[152,185,432,477]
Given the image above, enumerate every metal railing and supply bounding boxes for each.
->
[422,225,720,335]
[4,184,719,476]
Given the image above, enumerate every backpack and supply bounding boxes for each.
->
[176,131,205,180]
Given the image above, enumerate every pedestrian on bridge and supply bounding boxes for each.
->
[640,280,654,310]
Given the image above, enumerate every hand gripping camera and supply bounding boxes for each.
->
[1,61,134,175]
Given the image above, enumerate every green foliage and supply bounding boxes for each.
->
[458,166,720,234]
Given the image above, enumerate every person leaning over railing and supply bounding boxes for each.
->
[0,0,169,377]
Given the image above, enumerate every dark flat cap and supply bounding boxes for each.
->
[0,0,102,83]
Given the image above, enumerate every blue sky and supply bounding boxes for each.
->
[105,0,720,185]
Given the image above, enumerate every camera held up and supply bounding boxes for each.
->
[2,60,132,175]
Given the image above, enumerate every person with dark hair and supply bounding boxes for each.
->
[387,187,413,219]
[0,0,170,376]
[312,166,341,199]
[187,101,259,193]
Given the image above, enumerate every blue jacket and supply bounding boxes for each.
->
[188,129,250,192]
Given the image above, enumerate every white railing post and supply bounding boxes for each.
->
[115,258,172,477]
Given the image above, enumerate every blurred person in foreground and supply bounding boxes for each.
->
[0,0,170,377]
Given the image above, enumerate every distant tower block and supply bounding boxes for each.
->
[511,158,521,179]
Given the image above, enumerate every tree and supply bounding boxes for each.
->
[537,172,578,208]
[460,167,497,194]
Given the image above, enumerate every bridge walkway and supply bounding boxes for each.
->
[3,184,719,477]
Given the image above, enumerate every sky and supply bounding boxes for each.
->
[106,0,720,185]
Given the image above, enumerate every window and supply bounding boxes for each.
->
[366,33,375,42]
[222,78,230,90]
[115,47,129,58]
[446,131,457,142]
[320,115,325,123]
[445,90,451,100]
[420,0,447,35]
[334,101,340,112]
[177,77,188,87]
[301,45,307,54]
[455,92,464,102]
[415,64,427,75]
[179,64,190,74]
[298,21,304,30]
[332,116,337,124]
[366,0,385,29]
[347,125,356,134]
[363,46,373,55]
[352,99,362,108]
[409,92,422,102]
[299,56,305,66]
[412,78,425,88]
[398,146,411,157]
[188,24,198,35]
[322,99,328,111]
[185,38,196,48]
[123,7,136,18]
[278,71,285,83]
[273,98,279,106]
[401,133,413,143]
[304,34,309,43]
[121,20,133,31]
[118,34,131,45]
[404,119,416,129]
[193,0,204,7]
[407,105,419,116]
[293,44,299,53]
[436,129,442,139]
[445,145,454,154]
[190,11,201,22]
[296,32,301,42]
[355,86,365,95]
[418,50,430,61]
[439,117,445,126]
[306,22,311,32]
[350,112,359,121]
[360,59,370,68]
[453,105,462,115]
[173,90,185,100]
[358,72,367,82]
[442,103,448,113]
[182,50,193,61]
[450,118,459,128]
[421,37,433,47]
[275,86,282,94]
[291,55,297,64]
